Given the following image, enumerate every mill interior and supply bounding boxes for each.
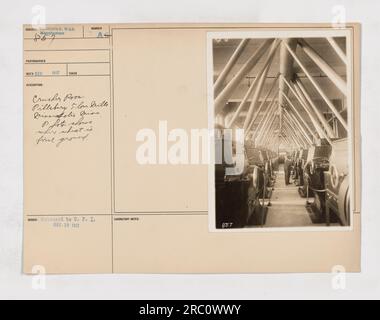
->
[214,37,350,229]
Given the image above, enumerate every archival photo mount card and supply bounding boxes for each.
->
[23,23,361,274]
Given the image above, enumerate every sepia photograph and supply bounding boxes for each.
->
[208,30,353,231]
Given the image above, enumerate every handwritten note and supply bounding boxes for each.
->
[32,93,109,147]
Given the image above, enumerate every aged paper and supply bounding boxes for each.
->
[23,24,361,274]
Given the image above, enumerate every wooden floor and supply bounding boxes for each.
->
[265,165,314,228]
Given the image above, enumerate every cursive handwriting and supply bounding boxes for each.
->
[32,93,108,147]
[34,32,56,44]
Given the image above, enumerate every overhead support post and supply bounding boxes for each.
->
[284,113,311,148]
[215,39,275,114]
[243,40,281,131]
[253,101,277,143]
[214,39,250,93]
[245,76,280,134]
[262,114,279,145]
[255,108,277,145]
[226,70,264,128]
[266,131,278,148]
[326,37,348,65]
[283,108,313,145]
[261,121,276,146]
[283,115,306,147]
[282,135,293,148]
[251,99,277,139]
[282,133,296,149]
[283,122,302,148]
[278,39,298,108]
[227,60,271,129]
[283,120,306,148]
[298,39,347,96]
[267,123,280,148]
[282,113,308,147]
[285,134,296,148]
[282,78,325,139]
[281,76,333,144]
[283,40,348,131]
[257,113,278,146]
[292,83,333,145]
[280,133,293,148]
[294,78,337,138]
[280,90,318,141]
[244,84,279,137]
[264,130,277,148]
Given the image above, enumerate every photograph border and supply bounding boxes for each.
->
[207,28,355,233]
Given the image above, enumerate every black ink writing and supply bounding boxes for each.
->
[32,93,108,147]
